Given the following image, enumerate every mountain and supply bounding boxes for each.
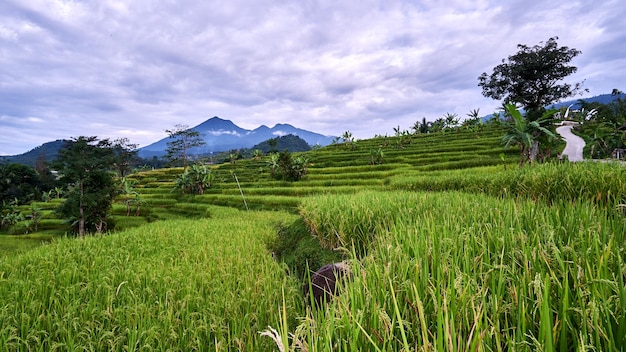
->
[548,93,626,110]
[482,93,626,122]
[138,117,336,158]
[0,140,67,167]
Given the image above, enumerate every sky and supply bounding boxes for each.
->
[1,0,625,156]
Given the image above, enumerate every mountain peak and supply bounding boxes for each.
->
[193,116,241,132]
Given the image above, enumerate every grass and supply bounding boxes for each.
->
[1,124,625,350]
[0,207,303,351]
[294,190,626,351]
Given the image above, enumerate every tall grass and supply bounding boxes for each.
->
[295,190,626,351]
[393,161,626,207]
[0,207,302,351]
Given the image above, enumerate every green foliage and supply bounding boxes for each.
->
[574,96,626,159]
[172,163,215,195]
[0,199,24,230]
[164,124,206,170]
[501,104,559,165]
[0,163,47,205]
[52,136,119,236]
[479,37,585,120]
[274,151,309,181]
[369,147,385,165]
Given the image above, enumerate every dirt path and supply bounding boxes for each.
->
[556,124,585,162]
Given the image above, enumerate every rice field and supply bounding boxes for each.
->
[295,191,626,351]
[0,208,303,351]
[2,124,625,350]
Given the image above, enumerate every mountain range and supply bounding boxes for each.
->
[137,117,336,158]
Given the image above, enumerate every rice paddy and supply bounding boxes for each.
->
[1,124,625,350]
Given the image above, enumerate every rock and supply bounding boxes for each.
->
[303,262,351,306]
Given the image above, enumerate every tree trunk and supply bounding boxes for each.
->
[79,181,85,237]
[529,140,539,163]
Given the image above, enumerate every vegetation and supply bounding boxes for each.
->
[572,94,626,159]
[296,190,626,351]
[1,121,625,350]
[164,124,206,170]
[52,137,120,236]
[479,37,585,121]
[0,209,303,351]
[501,104,559,165]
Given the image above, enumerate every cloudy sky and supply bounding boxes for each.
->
[1,0,624,155]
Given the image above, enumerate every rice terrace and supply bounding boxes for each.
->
[1,116,625,351]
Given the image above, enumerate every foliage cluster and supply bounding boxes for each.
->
[173,163,215,195]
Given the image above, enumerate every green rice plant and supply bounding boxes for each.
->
[393,161,626,207]
[293,190,626,351]
[0,209,304,351]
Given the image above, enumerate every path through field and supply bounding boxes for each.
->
[556,124,585,162]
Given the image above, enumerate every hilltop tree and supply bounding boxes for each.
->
[479,37,585,121]
[165,124,206,171]
[52,136,118,236]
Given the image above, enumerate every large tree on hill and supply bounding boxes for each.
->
[478,37,585,121]
[53,136,118,236]
[165,124,206,171]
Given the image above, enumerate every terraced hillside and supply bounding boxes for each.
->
[123,125,517,219]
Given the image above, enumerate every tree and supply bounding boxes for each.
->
[412,117,430,134]
[165,124,206,171]
[501,104,558,166]
[52,136,118,236]
[112,138,139,177]
[173,163,214,195]
[0,163,43,205]
[273,151,309,181]
[479,37,585,121]
[342,130,354,145]
[443,113,460,129]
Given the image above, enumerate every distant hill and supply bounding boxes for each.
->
[0,140,67,167]
[547,93,626,110]
[138,117,335,158]
[252,134,312,154]
[481,93,626,122]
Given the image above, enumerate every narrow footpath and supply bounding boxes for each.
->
[556,124,585,162]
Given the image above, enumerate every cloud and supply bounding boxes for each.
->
[1,0,625,155]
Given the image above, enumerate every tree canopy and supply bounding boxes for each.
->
[478,37,585,120]
[165,124,206,170]
[52,136,118,236]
